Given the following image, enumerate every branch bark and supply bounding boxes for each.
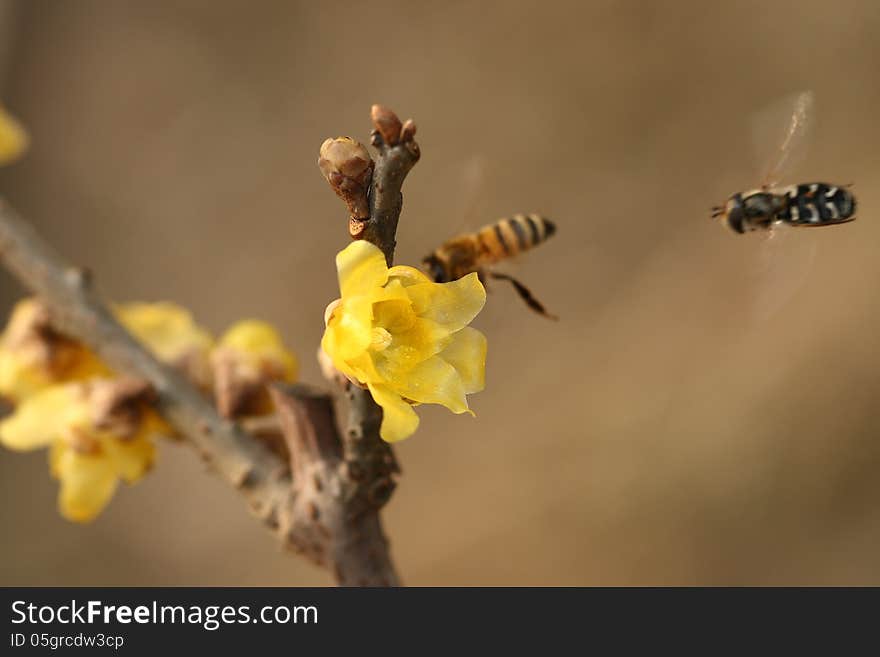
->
[270,384,398,585]
[362,104,420,266]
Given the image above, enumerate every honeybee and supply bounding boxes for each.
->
[423,213,557,319]
[711,90,857,233]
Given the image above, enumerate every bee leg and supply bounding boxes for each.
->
[489,272,558,321]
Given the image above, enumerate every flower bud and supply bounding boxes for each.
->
[0,298,106,401]
[211,320,297,419]
[318,137,373,220]
[370,104,403,147]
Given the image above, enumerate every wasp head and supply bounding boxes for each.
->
[711,195,746,234]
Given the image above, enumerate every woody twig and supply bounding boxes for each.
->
[316,104,421,523]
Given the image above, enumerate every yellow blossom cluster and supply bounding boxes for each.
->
[0,299,298,522]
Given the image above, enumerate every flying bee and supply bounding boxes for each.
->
[711,90,857,234]
[423,213,558,319]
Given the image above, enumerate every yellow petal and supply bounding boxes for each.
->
[117,302,214,363]
[392,355,469,414]
[0,105,29,166]
[102,431,155,484]
[367,382,420,442]
[373,317,451,379]
[0,385,90,451]
[336,241,389,298]
[322,295,373,363]
[405,272,486,332]
[372,298,416,334]
[54,448,118,523]
[387,265,432,288]
[371,277,412,304]
[438,327,487,394]
[0,350,51,400]
[1,298,42,345]
[217,319,298,380]
[344,351,385,384]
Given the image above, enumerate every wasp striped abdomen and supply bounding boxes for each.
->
[777,183,856,227]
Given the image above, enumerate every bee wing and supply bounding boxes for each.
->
[453,153,490,235]
[751,90,815,188]
[746,222,818,324]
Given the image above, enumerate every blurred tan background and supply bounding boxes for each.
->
[1,0,880,585]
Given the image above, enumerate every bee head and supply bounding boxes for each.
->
[422,254,449,283]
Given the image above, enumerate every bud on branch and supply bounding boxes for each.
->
[318,137,374,223]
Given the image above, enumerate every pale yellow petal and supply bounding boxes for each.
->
[0,385,89,451]
[217,319,298,380]
[322,295,373,363]
[102,432,155,484]
[438,327,487,394]
[345,351,384,384]
[367,382,420,442]
[0,350,51,400]
[371,277,412,304]
[336,241,388,298]
[0,298,41,347]
[372,298,416,333]
[373,317,451,379]
[387,265,432,288]
[0,105,29,166]
[392,355,469,414]
[405,272,486,332]
[54,448,118,523]
[117,302,214,363]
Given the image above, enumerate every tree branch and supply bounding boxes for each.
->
[362,104,420,266]
[270,384,398,585]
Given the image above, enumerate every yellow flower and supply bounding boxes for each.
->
[116,302,214,388]
[211,320,298,418]
[0,298,107,401]
[0,104,28,165]
[0,380,161,522]
[321,240,487,442]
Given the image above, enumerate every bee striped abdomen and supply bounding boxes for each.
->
[778,183,856,226]
[477,214,556,262]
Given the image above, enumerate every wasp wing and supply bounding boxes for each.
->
[751,90,815,189]
[745,222,818,324]
[739,90,818,323]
